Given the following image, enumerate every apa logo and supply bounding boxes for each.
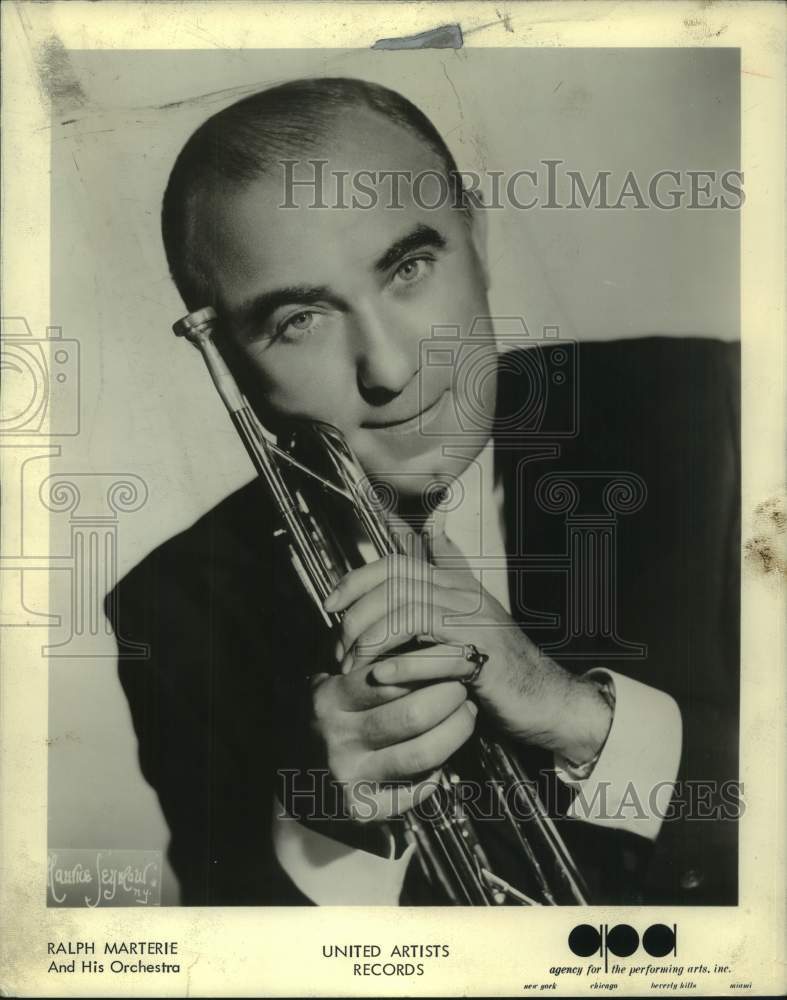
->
[569,923,677,965]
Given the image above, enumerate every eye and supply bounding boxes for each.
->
[288,311,314,331]
[393,256,432,286]
[277,310,321,340]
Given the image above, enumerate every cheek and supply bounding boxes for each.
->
[455,273,489,329]
[244,344,358,423]
[426,250,489,336]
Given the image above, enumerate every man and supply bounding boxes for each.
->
[108,78,740,906]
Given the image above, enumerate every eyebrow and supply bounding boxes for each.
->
[231,223,448,334]
[235,284,342,335]
[373,223,447,273]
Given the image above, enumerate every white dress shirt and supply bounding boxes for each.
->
[273,440,682,904]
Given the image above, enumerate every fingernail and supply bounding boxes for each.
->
[334,638,345,661]
[466,701,478,717]
[374,662,397,683]
[324,591,339,611]
[340,648,355,674]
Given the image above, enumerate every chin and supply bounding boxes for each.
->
[357,445,484,503]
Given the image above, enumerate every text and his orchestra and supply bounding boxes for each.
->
[47,940,181,975]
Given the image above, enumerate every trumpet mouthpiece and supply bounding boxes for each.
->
[172,306,218,339]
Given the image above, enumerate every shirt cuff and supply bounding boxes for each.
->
[272,799,416,905]
[554,669,683,840]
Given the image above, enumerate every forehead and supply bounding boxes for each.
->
[194,110,462,308]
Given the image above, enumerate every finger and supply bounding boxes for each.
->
[359,681,467,749]
[345,770,442,824]
[313,662,413,714]
[371,700,478,782]
[371,647,471,686]
[324,554,470,615]
[333,664,414,711]
[348,602,473,673]
[339,580,474,664]
[324,555,424,614]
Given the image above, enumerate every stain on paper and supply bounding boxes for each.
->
[744,493,787,580]
[373,23,464,50]
[35,35,87,116]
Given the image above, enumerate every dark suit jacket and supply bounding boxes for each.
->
[106,337,740,907]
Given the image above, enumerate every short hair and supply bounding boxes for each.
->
[161,77,464,310]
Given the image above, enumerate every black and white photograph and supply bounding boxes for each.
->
[2,2,785,997]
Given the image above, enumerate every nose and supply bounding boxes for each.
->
[352,305,417,405]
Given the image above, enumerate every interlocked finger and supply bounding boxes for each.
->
[357,680,467,749]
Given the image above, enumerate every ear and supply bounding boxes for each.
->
[465,190,490,290]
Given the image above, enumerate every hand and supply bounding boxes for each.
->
[308,660,477,824]
[323,545,612,765]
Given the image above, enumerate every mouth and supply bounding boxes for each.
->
[362,389,450,435]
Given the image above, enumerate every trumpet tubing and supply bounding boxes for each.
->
[174,306,590,906]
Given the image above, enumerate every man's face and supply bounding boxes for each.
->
[196,110,496,498]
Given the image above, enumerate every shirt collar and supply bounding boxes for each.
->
[420,437,504,561]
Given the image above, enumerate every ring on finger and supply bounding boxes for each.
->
[461,643,489,685]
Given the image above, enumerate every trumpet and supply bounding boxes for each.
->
[174,305,590,906]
